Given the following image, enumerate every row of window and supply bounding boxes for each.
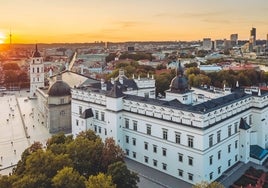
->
[32,59,42,64]
[208,115,253,148]
[126,137,195,167]
[94,125,107,135]
[208,120,242,148]
[32,66,43,73]
[95,110,105,121]
[125,149,168,171]
[209,141,238,166]
[209,154,238,181]
[178,153,193,166]
[178,169,194,181]
[32,77,42,82]
[78,107,105,121]
[125,118,194,148]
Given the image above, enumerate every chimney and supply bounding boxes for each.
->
[119,69,124,84]
[81,65,84,74]
[49,68,53,77]
[236,81,239,88]
[258,88,261,96]
[101,78,106,91]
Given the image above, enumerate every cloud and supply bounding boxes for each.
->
[181,11,225,18]
[112,20,145,29]
[202,18,231,24]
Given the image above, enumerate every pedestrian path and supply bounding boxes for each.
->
[125,158,192,188]
[0,93,52,175]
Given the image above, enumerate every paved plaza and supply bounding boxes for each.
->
[0,90,52,175]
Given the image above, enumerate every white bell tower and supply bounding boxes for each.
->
[30,44,44,98]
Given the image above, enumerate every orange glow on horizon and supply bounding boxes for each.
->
[0,1,267,44]
[0,32,6,44]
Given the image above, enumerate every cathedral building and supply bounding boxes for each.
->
[71,62,268,184]
[30,45,99,133]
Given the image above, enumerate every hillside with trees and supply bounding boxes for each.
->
[0,130,139,188]
[1,62,29,88]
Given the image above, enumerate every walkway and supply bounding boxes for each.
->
[0,91,52,175]
[125,158,192,188]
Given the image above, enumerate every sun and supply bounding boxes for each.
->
[0,32,6,44]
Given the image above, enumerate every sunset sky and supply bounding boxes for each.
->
[0,0,267,43]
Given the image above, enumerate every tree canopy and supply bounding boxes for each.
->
[2,63,20,70]
[0,130,139,188]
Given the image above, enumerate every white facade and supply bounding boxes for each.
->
[71,71,268,185]
[30,45,44,98]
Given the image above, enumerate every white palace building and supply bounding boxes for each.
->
[71,63,268,184]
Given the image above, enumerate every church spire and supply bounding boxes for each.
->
[33,44,41,58]
[176,60,184,76]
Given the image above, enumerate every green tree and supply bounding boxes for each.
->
[192,74,211,87]
[14,142,43,175]
[192,181,224,188]
[76,130,99,141]
[2,63,20,70]
[2,131,135,188]
[46,133,73,155]
[156,63,166,70]
[25,150,73,180]
[185,67,201,76]
[237,72,250,86]
[12,174,48,188]
[0,175,13,188]
[86,173,116,188]
[17,71,28,82]
[184,62,198,68]
[52,167,86,188]
[101,138,124,172]
[4,70,18,83]
[67,136,103,176]
[108,161,139,188]
[106,53,117,62]
[155,70,176,96]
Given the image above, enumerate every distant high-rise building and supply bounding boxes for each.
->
[249,36,254,52]
[202,38,212,50]
[230,34,238,46]
[266,33,268,47]
[215,40,224,49]
[224,39,232,50]
[105,42,109,49]
[211,41,216,51]
[250,27,256,46]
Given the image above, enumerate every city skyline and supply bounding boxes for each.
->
[0,0,268,44]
